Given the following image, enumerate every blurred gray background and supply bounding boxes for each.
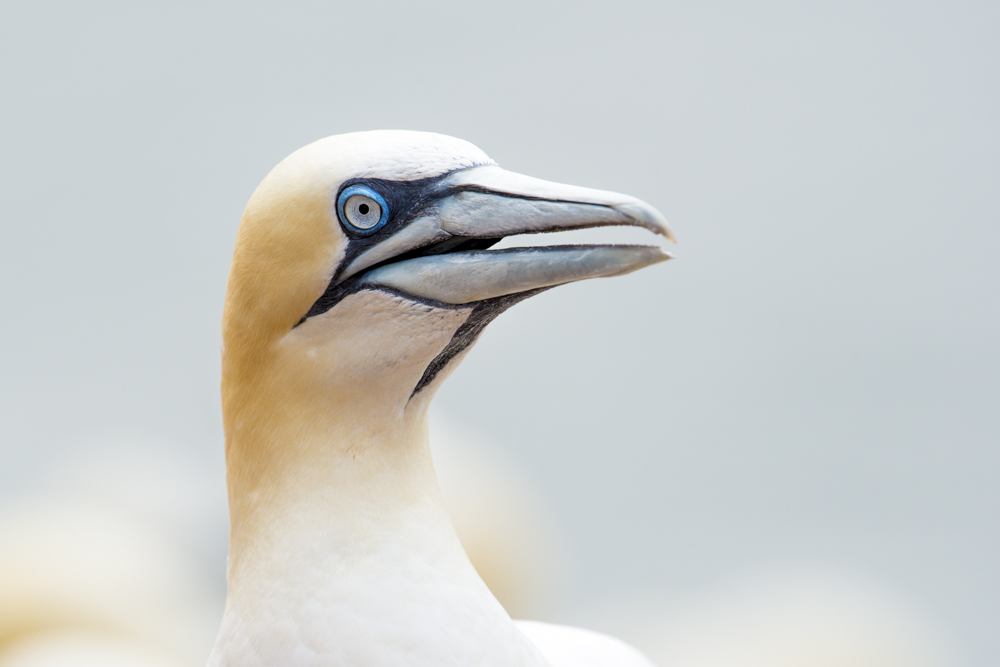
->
[1,1,997,664]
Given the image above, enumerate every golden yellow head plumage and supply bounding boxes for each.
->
[221,129,672,491]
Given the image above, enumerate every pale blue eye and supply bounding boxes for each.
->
[338,185,389,234]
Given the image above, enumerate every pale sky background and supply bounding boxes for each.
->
[1,1,997,664]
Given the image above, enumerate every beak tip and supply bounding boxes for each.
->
[612,201,676,243]
[651,248,674,265]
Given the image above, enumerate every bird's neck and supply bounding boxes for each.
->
[211,391,548,667]
[224,401,443,582]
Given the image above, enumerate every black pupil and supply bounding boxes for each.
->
[358,203,370,215]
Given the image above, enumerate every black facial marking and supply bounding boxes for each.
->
[298,167,557,326]
[295,279,548,401]
[409,288,550,399]
[298,234,502,324]
[332,173,454,281]
[297,279,455,326]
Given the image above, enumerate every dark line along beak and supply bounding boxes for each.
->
[342,165,674,305]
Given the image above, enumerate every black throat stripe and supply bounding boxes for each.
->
[409,288,548,398]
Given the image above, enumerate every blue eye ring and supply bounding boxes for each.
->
[337,184,390,235]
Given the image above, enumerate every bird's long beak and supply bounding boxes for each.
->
[341,165,673,305]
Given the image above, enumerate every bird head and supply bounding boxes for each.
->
[222,131,672,437]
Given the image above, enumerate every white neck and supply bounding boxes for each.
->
[209,405,549,667]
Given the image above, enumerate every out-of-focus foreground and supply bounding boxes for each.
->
[1,1,996,665]
[0,423,958,666]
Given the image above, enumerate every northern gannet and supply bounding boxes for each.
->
[210,130,673,667]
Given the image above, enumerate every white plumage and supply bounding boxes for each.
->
[208,131,668,666]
